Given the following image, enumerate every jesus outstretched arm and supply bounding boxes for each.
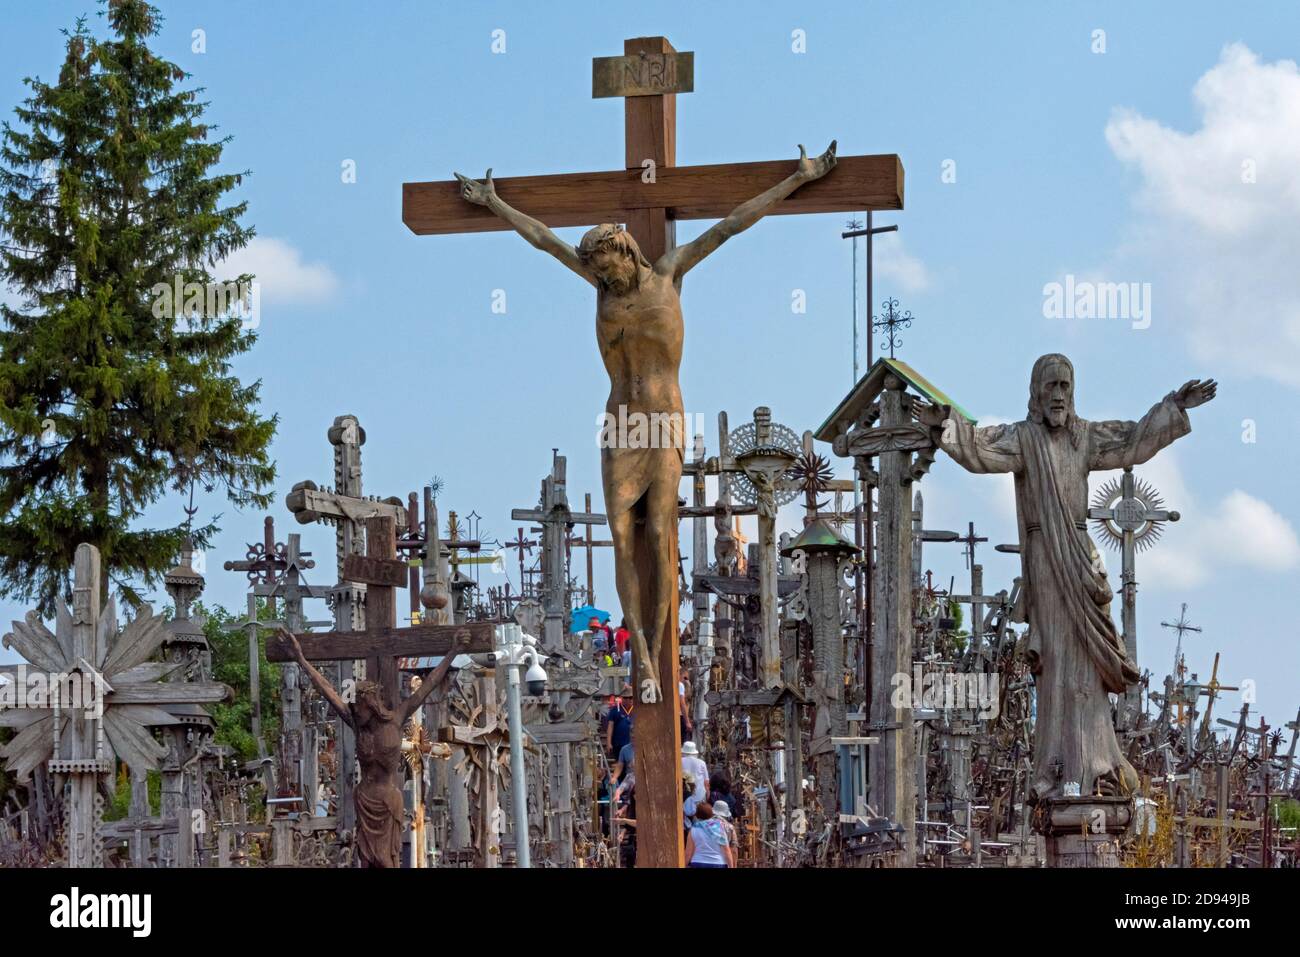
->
[454,169,595,286]
[1088,379,1216,470]
[279,629,354,729]
[398,629,472,723]
[662,142,837,280]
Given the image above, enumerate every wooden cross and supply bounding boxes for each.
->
[511,452,607,654]
[223,516,287,587]
[265,519,496,857]
[439,671,520,868]
[565,492,615,607]
[442,509,485,618]
[268,517,495,709]
[404,38,902,261]
[237,525,331,804]
[503,527,537,597]
[1195,652,1237,745]
[286,414,407,631]
[1,544,231,866]
[1279,707,1300,792]
[1215,703,1253,769]
[403,36,904,870]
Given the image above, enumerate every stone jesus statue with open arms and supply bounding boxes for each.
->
[918,355,1216,803]
[456,141,837,703]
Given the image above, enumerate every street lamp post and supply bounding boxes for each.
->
[496,623,548,868]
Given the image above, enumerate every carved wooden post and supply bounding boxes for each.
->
[874,376,916,863]
[819,362,951,866]
[332,416,365,835]
[736,408,797,690]
[67,545,106,867]
[787,521,858,829]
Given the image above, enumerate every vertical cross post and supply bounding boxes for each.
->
[612,35,684,867]
[736,407,797,689]
[68,545,104,867]
[362,516,401,709]
[872,375,916,865]
[620,36,679,262]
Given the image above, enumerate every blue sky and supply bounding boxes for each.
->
[3,2,1298,726]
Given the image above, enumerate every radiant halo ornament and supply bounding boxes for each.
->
[728,415,801,510]
[1089,475,1175,552]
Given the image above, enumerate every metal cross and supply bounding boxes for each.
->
[872,297,913,359]
[957,521,987,571]
[1160,603,1202,681]
[503,527,537,594]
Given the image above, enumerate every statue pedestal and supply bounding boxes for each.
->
[1037,795,1132,868]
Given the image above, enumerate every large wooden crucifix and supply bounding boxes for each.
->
[404,36,904,868]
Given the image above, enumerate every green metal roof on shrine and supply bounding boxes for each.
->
[814,357,976,443]
[780,519,859,556]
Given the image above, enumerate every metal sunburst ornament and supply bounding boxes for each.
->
[1090,475,1171,551]
[790,448,834,514]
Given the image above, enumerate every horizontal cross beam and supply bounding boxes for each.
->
[108,682,233,705]
[286,487,407,526]
[525,721,590,745]
[403,154,904,236]
[678,505,758,518]
[266,621,495,662]
[439,724,510,747]
[511,508,606,526]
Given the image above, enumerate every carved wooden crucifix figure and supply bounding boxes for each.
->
[269,517,495,867]
[405,35,904,868]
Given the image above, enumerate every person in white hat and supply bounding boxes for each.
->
[711,799,738,852]
[685,799,734,868]
[681,741,709,802]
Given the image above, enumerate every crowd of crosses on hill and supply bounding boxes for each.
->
[1,13,1293,869]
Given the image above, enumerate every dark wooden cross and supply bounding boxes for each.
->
[503,527,537,597]
[512,452,607,654]
[266,516,495,712]
[565,492,615,607]
[402,36,904,869]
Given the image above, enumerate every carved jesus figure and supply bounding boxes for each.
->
[921,354,1216,802]
[279,628,470,867]
[456,142,836,701]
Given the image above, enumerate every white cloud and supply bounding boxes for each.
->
[218,237,339,304]
[873,233,930,294]
[1103,44,1300,387]
[1204,489,1300,570]
[1090,448,1300,588]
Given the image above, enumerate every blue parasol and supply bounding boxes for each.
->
[571,605,611,634]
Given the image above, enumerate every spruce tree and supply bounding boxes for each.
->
[0,0,276,613]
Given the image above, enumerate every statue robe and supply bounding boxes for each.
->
[940,395,1190,800]
[351,706,405,868]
